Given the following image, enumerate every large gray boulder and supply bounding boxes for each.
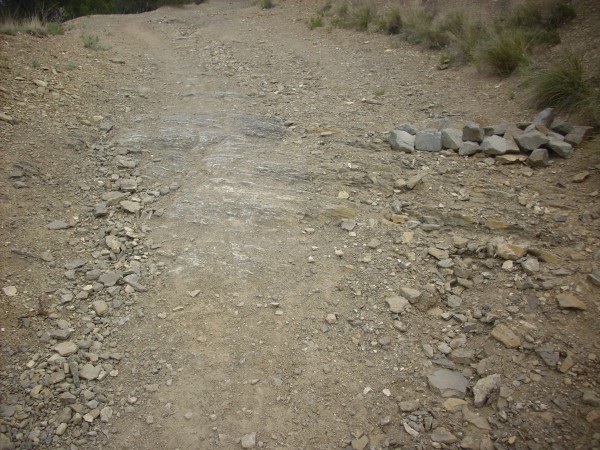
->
[462,121,484,143]
[527,148,550,168]
[514,130,549,152]
[415,129,442,152]
[389,129,415,153]
[458,141,480,156]
[441,128,462,150]
[546,138,573,159]
[481,135,509,156]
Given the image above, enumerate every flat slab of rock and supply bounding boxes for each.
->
[496,154,527,164]
[528,247,561,264]
[462,406,492,430]
[496,242,527,260]
[79,363,101,381]
[386,296,409,313]
[556,293,586,310]
[491,324,521,349]
[120,200,141,213]
[47,220,70,230]
[103,191,129,206]
[55,341,78,357]
[427,369,468,398]
[431,427,458,444]
[398,399,420,412]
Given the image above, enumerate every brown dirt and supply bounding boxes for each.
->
[1,1,599,449]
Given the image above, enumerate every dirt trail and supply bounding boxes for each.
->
[1,1,599,449]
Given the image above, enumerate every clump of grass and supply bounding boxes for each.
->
[529,52,599,125]
[30,58,40,68]
[0,19,18,35]
[308,16,323,30]
[259,0,273,9]
[378,7,402,34]
[545,1,577,28]
[318,1,332,15]
[348,2,377,31]
[83,34,101,50]
[442,10,487,64]
[373,87,385,96]
[65,59,76,70]
[45,22,64,35]
[23,17,46,36]
[400,7,447,49]
[331,2,350,28]
[506,0,576,30]
[476,29,532,76]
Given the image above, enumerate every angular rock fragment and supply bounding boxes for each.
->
[389,129,415,153]
[556,293,586,310]
[462,121,483,143]
[514,130,549,152]
[491,324,521,349]
[441,128,462,150]
[473,374,501,407]
[481,135,509,155]
[427,369,468,398]
[527,148,549,168]
[386,296,409,313]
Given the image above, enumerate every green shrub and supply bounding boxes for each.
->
[259,0,274,9]
[373,87,385,96]
[476,29,532,76]
[529,52,598,125]
[45,22,64,35]
[308,16,323,30]
[83,34,100,50]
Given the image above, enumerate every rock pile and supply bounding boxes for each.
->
[388,108,592,168]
